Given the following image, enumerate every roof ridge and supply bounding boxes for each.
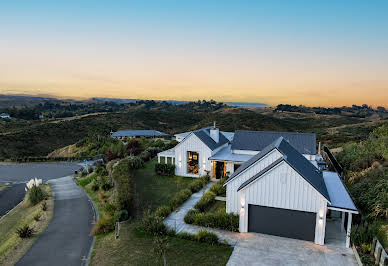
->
[235,130,315,136]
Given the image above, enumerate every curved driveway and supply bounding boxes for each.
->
[17,176,95,266]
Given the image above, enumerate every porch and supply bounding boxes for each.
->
[157,148,175,164]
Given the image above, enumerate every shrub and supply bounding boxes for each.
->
[97,175,112,191]
[194,192,216,212]
[91,216,115,235]
[176,232,196,241]
[33,213,41,221]
[114,210,129,222]
[141,210,167,235]
[170,189,192,209]
[189,179,205,193]
[185,209,239,232]
[145,147,162,158]
[91,183,99,191]
[350,224,377,246]
[155,205,172,219]
[184,209,200,224]
[16,224,34,238]
[195,230,219,245]
[210,183,226,196]
[155,163,175,176]
[104,203,117,216]
[29,185,47,205]
[126,156,144,169]
[140,150,152,162]
[41,201,48,211]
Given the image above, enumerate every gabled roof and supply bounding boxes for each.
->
[192,127,230,150]
[176,130,234,142]
[209,144,252,162]
[228,137,330,201]
[111,130,167,137]
[231,130,316,155]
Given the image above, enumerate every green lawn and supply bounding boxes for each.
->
[0,184,6,192]
[206,200,226,214]
[134,158,193,213]
[91,222,233,266]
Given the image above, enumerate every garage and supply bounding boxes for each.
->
[248,204,316,241]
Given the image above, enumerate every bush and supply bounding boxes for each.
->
[104,203,117,216]
[114,210,129,222]
[91,182,99,191]
[140,150,152,162]
[97,175,112,191]
[194,192,216,212]
[29,185,47,205]
[210,183,226,196]
[176,232,196,241]
[141,210,167,235]
[185,209,239,232]
[184,209,200,224]
[195,230,219,245]
[126,156,144,169]
[33,213,41,221]
[145,147,162,158]
[16,224,35,238]
[155,205,172,219]
[155,163,175,176]
[41,201,48,211]
[91,216,115,235]
[170,189,192,209]
[189,179,205,193]
[350,223,379,247]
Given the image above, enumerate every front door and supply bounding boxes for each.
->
[215,161,225,179]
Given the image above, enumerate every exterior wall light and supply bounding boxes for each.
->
[318,214,324,225]
[240,196,245,208]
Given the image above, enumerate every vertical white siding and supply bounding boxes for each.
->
[174,134,212,177]
[226,149,283,214]
[238,161,328,245]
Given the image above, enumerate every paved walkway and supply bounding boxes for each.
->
[17,176,95,266]
[163,182,357,266]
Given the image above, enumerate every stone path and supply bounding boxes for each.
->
[163,182,357,266]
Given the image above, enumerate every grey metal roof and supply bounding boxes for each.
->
[323,171,358,212]
[231,130,316,155]
[229,137,330,201]
[111,130,167,137]
[176,131,234,141]
[192,127,230,150]
[209,145,253,162]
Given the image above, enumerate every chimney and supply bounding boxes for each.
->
[210,122,219,143]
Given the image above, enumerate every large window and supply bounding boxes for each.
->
[187,151,199,174]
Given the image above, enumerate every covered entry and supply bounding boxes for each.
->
[248,204,316,241]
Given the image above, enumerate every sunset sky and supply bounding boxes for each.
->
[1,1,387,107]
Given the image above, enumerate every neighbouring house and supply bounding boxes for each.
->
[157,124,358,247]
[110,130,168,140]
[0,113,10,119]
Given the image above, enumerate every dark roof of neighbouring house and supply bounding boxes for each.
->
[111,130,167,137]
[227,137,330,201]
[231,130,316,155]
[192,127,230,150]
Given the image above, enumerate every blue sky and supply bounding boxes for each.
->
[1,0,387,106]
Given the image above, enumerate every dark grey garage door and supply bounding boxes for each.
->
[248,204,316,241]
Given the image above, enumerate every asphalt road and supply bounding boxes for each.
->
[17,176,95,266]
[0,162,82,183]
[0,183,26,217]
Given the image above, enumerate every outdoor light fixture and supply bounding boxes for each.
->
[240,196,245,208]
[318,214,324,225]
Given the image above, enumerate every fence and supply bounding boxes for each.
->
[371,237,388,266]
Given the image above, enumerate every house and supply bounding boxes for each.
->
[157,124,358,247]
[174,130,234,143]
[158,124,320,179]
[0,113,10,119]
[224,137,358,247]
[110,130,168,140]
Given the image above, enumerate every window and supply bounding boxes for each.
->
[234,163,242,172]
[187,151,199,174]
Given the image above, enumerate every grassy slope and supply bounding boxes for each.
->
[0,185,54,265]
[134,158,193,213]
[77,159,232,266]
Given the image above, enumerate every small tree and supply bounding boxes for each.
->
[152,236,168,266]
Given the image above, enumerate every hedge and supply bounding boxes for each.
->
[185,209,239,232]
[155,163,175,176]
[194,191,216,212]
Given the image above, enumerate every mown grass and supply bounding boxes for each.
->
[206,200,226,214]
[91,222,233,266]
[134,158,193,213]
[0,185,54,265]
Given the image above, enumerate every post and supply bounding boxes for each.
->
[346,213,352,248]
[158,156,160,163]
[165,157,167,164]
[341,212,345,232]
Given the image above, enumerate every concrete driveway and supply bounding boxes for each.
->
[226,232,357,266]
[16,176,95,266]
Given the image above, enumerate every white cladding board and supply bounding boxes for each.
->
[236,160,328,245]
[174,133,212,177]
[226,149,283,214]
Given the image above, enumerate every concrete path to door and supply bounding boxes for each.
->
[163,182,357,266]
[17,176,95,266]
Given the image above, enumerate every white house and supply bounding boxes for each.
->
[0,113,10,119]
[157,124,359,247]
